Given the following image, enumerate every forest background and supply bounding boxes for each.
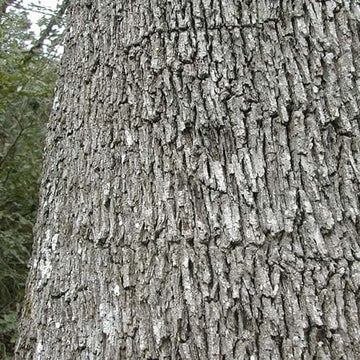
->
[0,1,65,358]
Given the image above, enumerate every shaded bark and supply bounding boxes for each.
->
[16,0,360,359]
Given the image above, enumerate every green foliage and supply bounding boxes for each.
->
[0,5,58,359]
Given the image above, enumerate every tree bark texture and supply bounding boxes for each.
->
[16,0,360,359]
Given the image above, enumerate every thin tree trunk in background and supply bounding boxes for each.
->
[15,0,360,359]
[30,0,70,53]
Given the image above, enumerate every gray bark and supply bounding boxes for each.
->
[15,0,360,359]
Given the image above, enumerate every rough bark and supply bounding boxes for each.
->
[15,0,360,359]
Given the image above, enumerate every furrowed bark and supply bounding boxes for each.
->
[16,0,360,359]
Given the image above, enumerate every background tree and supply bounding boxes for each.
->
[16,0,360,359]
[0,3,61,358]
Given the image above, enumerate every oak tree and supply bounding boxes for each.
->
[16,0,360,359]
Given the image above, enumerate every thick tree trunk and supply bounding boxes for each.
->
[15,0,360,359]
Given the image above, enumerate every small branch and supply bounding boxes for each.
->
[29,0,69,53]
[0,100,36,171]
[0,127,25,170]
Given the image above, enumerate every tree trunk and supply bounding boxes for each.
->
[15,0,360,359]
